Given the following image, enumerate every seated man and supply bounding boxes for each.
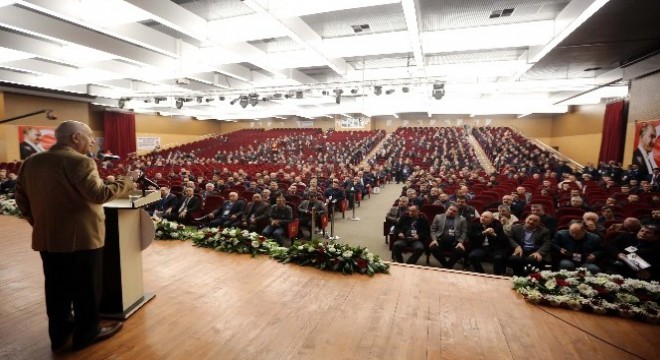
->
[297,192,327,238]
[262,196,292,245]
[203,191,246,228]
[392,205,430,264]
[552,222,603,273]
[164,187,200,225]
[493,204,518,237]
[581,211,606,239]
[151,186,178,217]
[466,211,509,275]
[455,196,478,223]
[608,224,660,280]
[429,204,467,269]
[324,180,345,212]
[240,193,271,232]
[507,214,552,276]
[530,204,557,236]
[199,183,219,200]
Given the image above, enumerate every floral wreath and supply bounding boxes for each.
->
[512,267,659,324]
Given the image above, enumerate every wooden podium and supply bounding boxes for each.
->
[100,191,160,319]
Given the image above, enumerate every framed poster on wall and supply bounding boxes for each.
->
[633,120,660,176]
[17,125,56,160]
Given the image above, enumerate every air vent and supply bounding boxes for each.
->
[351,24,371,34]
[490,8,515,19]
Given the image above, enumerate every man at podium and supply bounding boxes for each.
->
[15,121,136,352]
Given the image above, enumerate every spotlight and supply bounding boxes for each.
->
[402,86,409,93]
[285,94,292,99]
[249,93,259,107]
[219,96,225,101]
[175,98,184,109]
[143,98,152,103]
[273,93,282,99]
[374,86,382,96]
[351,88,358,94]
[385,89,395,95]
[154,96,167,104]
[46,110,57,120]
[333,89,343,104]
[296,91,303,99]
[184,98,193,102]
[118,99,125,109]
[321,90,328,96]
[196,97,203,103]
[230,97,240,105]
[432,83,445,100]
[239,95,249,108]
[205,97,215,103]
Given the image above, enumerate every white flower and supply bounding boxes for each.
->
[366,253,374,261]
[251,240,260,248]
[307,247,314,252]
[170,232,179,238]
[577,284,597,297]
[297,246,304,250]
[342,250,353,258]
[328,247,336,253]
[545,278,557,290]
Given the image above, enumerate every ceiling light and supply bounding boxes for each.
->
[205,97,215,103]
[219,96,225,101]
[334,89,343,104]
[402,87,409,93]
[154,96,167,104]
[296,91,303,99]
[385,89,395,95]
[239,96,249,108]
[175,98,184,109]
[197,97,203,103]
[351,88,358,94]
[374,86,382,96]
[249,93,259,107]
[230,97,240,105]
[432,83,445,100]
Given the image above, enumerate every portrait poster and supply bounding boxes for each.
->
[632,120,660,174]
[17,125,56,160]
[137,137,161,151]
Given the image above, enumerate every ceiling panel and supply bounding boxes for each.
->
[300,3,406,39]
[525,0,660,81]
[426,48,526,65]
[171,0,254,21]
[247,36,305,53]
[419,0,569,32]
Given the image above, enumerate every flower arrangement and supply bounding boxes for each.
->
[512,268,660,323]
[154,218,205,241]
[192,227,281,257]
[150,218,389,276]
[270,239,390,276]
[0,196,21,217]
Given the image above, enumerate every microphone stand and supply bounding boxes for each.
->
[310,206,316,242]
[138,174,159,197]
[326,198,340,240]
[349,190,360,221]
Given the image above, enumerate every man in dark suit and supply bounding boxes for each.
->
[297,192,327,238]
[608,225,660,281]
[632,122,658,179]
[552,222,603,273]
[466,211,509,275]
[15,121,134,351]
[240,193,271,232]
[262,196,292,245]
[429,204,467,269]
[392,205,430,264]
[204,191,245,228]
[530,204,557,236]
[151,186,177,217]
[507,214,552,276]
[199,183,219,200]
[166,187,200,224]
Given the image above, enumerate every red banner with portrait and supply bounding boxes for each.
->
[17,125,56,160]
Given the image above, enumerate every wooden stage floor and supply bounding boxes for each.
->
[1,215,658,360]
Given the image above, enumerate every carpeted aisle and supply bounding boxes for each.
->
[328,182,402,261]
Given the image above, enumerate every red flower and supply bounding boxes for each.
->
[357,259,367,269]
[614,279,624,285]
[530,273,542,280]
[556,279,569,287]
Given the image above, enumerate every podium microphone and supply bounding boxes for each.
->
[138,173,159,196]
